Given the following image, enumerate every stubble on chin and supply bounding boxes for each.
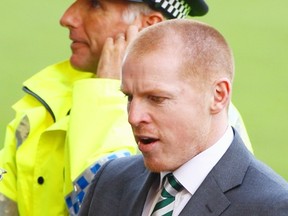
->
[143,155,172,173]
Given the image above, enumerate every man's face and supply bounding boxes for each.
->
[121,49,213,172]
[60,0,132,72]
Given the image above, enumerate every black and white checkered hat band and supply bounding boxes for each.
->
[151,0,191,18]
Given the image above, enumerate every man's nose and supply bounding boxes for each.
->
[128,101,150,127]
[59,2,80,28]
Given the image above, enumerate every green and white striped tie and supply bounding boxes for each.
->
[151,173,183,216]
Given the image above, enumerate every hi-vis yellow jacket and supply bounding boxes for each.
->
[0,60,138,216]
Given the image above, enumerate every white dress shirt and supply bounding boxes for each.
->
[142,126,234,216]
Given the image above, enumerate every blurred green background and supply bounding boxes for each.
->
[1,0,287,180]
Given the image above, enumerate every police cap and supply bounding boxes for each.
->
[129,0,208,19]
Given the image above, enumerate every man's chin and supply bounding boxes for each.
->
[69,56,97,73]
[144,157,167,173]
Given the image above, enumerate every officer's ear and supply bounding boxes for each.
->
[134,11,166,29]
[139,12,165,27]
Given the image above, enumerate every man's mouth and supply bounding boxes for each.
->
[69,34,88,47]
[136,135,159,153]
[137,136,159,145]
[71,40,86,46]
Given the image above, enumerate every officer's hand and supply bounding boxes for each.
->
[96,25,139,79]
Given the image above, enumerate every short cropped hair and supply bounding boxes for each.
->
[126,19,234,85]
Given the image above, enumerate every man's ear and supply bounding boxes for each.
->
[141,12,165,27]
[210,78,232,114]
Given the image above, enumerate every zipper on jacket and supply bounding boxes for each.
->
[23,86,56,122]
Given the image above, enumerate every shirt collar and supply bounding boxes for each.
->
[159,126,234,194]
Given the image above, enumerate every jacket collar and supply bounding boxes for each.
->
[23,60,93,122]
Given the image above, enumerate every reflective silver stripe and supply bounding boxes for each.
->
[15,115,30,148]
[0,168,7,181]
[65,151,131,215]
[0,193,19,216]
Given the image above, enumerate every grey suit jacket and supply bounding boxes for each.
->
[79,131,288,215]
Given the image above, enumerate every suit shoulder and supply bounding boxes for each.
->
[249,158,288,188]
[243,158,288,201]
[98,155,146,180]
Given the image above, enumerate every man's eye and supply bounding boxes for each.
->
[124,94,133,102]
[148,96,166,103]
[90,0,100,7]
[128,95,133,102]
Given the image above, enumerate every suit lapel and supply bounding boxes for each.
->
[180,176,230,216]
[119,166,159,216]
[180,130,252,216]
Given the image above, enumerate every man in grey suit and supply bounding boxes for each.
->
[79,19,288,215]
